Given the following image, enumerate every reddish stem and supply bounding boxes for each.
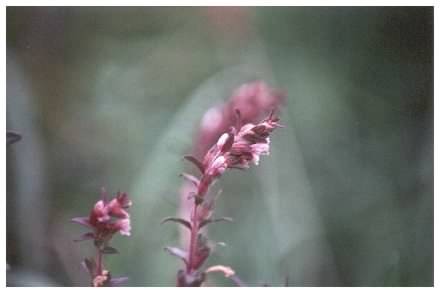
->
[96,247,103,276]
[187,202,199,273]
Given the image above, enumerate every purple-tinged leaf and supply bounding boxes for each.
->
[183,155,205,173]
[101,246,119,254]
[81,258,96,276]
[230,275,247,287]
[74,232,95,242]
[71,217,92,228]
[180,173,200,188]
[164,246,188,265]
[110,276,128,286]
[199,217,233,229]
[161,217,192,230]
[7,131,21,145]
[228,165,247,171]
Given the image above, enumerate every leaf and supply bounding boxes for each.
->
[7,131,21,145]
[71,217,92,228]
[183,155,205,173]
[81,258,96,276]
[230,275,247,287]
[161,217,192,230]
[164,246,188,265]
[199,217,233,229]
[180,173,200,188]
[74,232,95,242]
[110,276,129,286]
[101,246,119,254]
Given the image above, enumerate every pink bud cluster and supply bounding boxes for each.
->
[196,81,285,157]
[72,190,131,287]
[73,191,132,242]
[197,111,283,197]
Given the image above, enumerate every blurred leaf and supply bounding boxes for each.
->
[199,217,233,229]
[110,276,129,286]
[164,246,188,265]
[71,217,91,228]
[183,155,205,173]
[160,217,192,230]
[7,131,21,145]
[81,258,96,276]
[102,246,119,254]
[74,232,95,242]
[180,173,200,188]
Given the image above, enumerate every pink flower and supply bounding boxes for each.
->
[227,112,282,169]
[115,218,131,236]
[178,81,285,246]
[194,81,285,157]
[72,191,132,243]
[192,111,282,198]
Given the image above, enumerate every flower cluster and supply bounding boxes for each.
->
[195,81,285,157]
[179,81,285,245]
[165,111,283,286]
[72,190,131,287]
[198,111,282,196]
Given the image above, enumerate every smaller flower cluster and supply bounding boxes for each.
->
[72,190,131,287]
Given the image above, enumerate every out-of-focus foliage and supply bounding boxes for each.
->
[6,7,432,286]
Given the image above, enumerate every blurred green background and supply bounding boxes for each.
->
[6,7,433,286]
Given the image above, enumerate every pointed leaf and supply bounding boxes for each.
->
[199,217,233,229]
[71,217,92,228]
[183,155,204,173]
[110,276,129,286]
[7,131,22,145]
[161,217,192,230]
[229,166,247,171]
[164,246,188,265]
[81,258,96,276]
[74,232,95,242]
[101,246,119,254]
[180,173,200,188]
[230,275,247,287]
